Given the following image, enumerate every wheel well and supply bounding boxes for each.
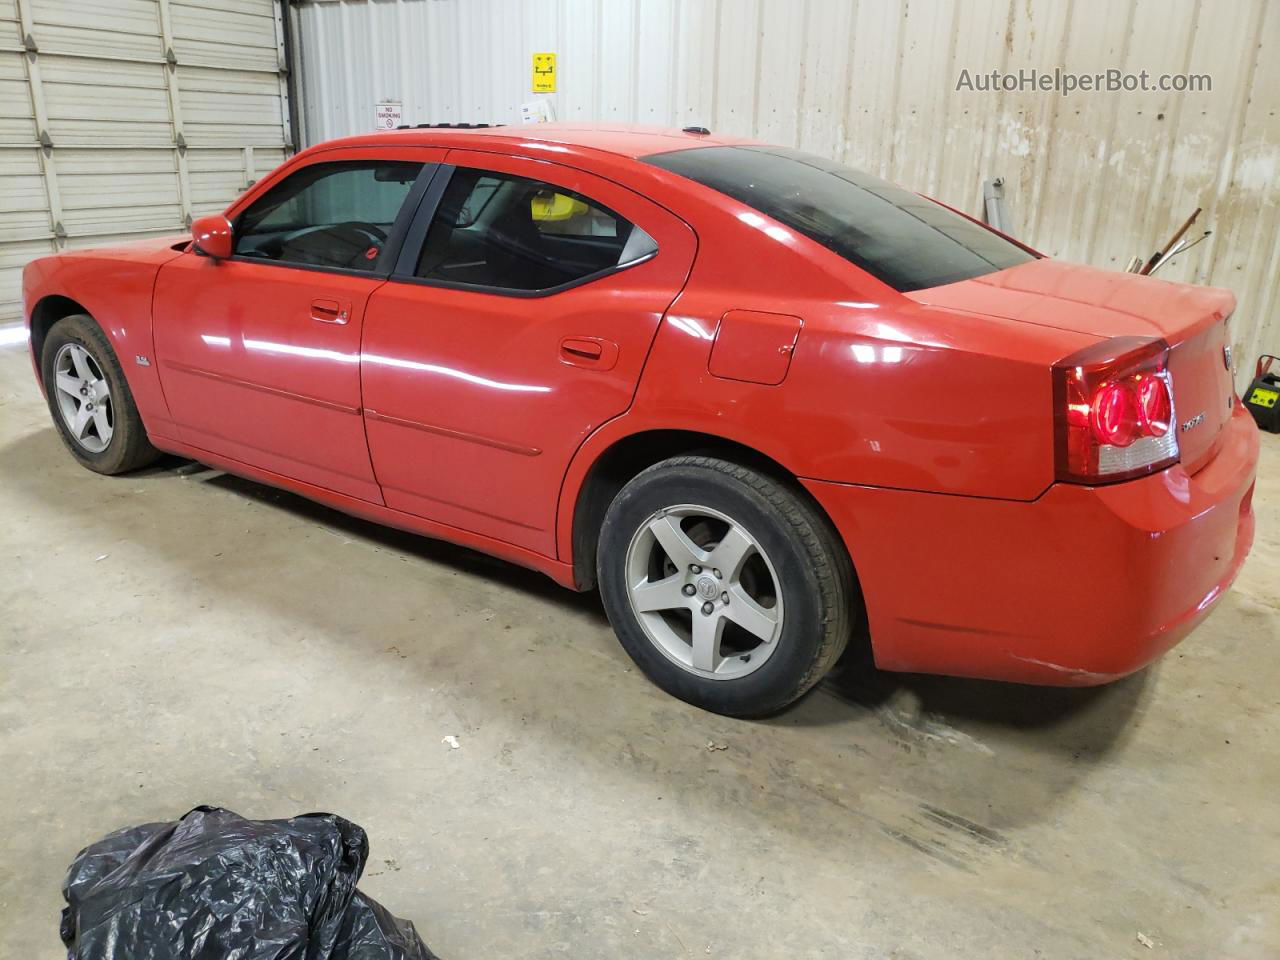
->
[29,295,89,369]
[570,430,832,590]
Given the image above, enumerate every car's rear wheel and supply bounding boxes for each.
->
[597,455,856,717]
[40,313,160,475]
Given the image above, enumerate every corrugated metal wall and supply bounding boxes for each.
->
[294,0,1278,380]
[0,0,293,320]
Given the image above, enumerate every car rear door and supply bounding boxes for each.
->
[360,149,697,555]
[152,148,444,501]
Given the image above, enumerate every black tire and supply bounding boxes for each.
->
[40,313,161,475]
[597,455,857,717]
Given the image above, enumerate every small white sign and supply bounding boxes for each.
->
[520,99,556,125]
[375,100,403,131]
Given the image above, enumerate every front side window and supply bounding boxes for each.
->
[415,168,657,293]
[234,160,423,271]
[644,145,1034,292]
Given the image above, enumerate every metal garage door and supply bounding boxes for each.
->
[0,0,293,321]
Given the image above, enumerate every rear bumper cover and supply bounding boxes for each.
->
[804,404,1259,685]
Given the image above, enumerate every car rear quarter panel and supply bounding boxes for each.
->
[23,239,185,437]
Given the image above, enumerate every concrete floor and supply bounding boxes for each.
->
[1,336,1278,960]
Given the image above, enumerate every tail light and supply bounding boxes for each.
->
[1053,337,1179,484]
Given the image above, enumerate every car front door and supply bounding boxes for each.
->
[360,150,697,555]
[152,149,443,501]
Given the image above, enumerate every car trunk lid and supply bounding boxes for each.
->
[907,258,1237,472]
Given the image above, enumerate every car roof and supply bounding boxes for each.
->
[315,124,756,160]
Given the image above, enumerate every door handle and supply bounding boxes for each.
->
[560,336,618,370]
[311,299,350,324]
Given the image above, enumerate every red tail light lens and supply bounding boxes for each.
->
[1053,337,1179,484]
[1090,382,1141,446]
[1137,374,1171,436]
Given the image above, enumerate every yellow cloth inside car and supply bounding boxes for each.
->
[531,191,588,222]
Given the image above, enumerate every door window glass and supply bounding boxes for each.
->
[415,168,657,292]
[234,160,423,271]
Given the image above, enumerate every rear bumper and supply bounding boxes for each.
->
[804,404,1260,685]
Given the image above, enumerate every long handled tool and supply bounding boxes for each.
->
[1139,207,1201,275]
[1147,230,1211,276]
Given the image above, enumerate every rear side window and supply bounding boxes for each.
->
[644,145,1033,291]
[234,160,423,271]
[415,167,657,293]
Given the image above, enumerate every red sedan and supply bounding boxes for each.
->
[21,125,1258,716]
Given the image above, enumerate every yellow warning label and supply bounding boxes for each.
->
[1249,386,1278,409]
[532,53,556,93]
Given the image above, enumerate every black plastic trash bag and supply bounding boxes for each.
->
[60,805,439,960]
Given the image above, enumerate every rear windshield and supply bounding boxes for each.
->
[643,145,1034,292]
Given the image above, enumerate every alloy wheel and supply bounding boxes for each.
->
[52,342,114,454]
[624,503,784,680]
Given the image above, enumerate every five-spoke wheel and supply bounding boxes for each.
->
[599,455,858,717]
[40,313,159,474]
[626,504,783,680]
[52,342,114,453]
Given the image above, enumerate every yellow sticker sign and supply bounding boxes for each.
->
[532,52,556,93]
[1249,386,1278,409]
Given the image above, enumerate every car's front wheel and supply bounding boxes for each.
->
[597,455,857,717]
[40,313,160,475]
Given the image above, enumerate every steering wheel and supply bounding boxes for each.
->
[345,221,388,243]
[272,222,393,269]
